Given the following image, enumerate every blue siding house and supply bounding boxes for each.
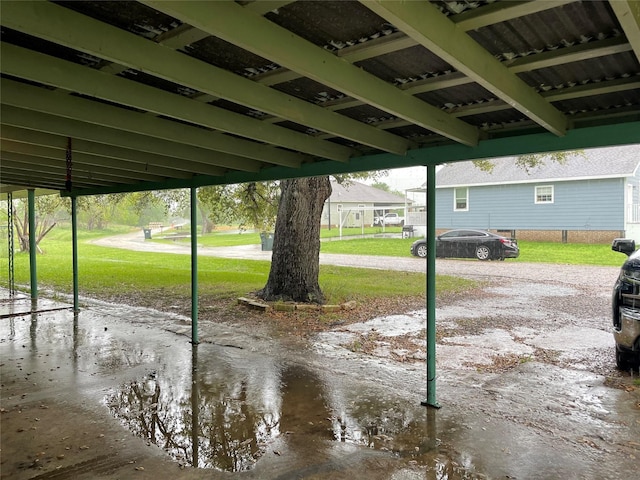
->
[434,145,640,242]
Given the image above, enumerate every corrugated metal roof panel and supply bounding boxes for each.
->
[2,0,640,195]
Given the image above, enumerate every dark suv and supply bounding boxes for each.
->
[611,238,640,370]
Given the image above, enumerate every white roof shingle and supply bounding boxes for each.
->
[329,179,408,204]
[436,145,640,188]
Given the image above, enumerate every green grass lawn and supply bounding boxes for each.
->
[172,230,263,247]
[155,226,404,247]
[321,237,416,256]
[1,226,460,305]
[512,241,624,265]
[320,226,404,238]
[154,226,624,266]
[0,226,624,307]
[318,237,625,266]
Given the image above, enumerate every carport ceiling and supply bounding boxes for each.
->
[1,0,640,197]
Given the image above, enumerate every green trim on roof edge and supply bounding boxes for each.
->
[61,121,640,197]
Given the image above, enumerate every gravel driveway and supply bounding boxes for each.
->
[7,231,634,479]
[95,230,622,371]
[95,229,620,283]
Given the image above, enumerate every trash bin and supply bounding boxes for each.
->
[260,232,274,251]
[402,225,414,239]
[143,228,152,240]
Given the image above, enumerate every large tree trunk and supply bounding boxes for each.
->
[257,176,331,304]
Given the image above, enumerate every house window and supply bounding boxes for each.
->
[535,185,554,204]
[454,188,468,211]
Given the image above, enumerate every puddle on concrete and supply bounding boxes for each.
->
[3,293,639,480]
[103,343,481,477]
[104,345,280,472]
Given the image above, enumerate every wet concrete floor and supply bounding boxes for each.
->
[1,290,639,479]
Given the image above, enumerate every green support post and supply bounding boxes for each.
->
[7,192,15,297]
[191,344,199,466]
[28,189,37,301]
[422,164,441,409]
[71,196,79,312]
[190,187,199,344]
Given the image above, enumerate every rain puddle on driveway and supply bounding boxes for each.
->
[1,299,482,479]
[3,293,639,479]
[103,342,477,478]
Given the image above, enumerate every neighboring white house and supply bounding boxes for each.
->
[407,145,640,243]
[323,179,409,229]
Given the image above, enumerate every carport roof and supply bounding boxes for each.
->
[1,0,640,198]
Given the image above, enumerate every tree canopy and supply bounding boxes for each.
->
[473,150,584,173]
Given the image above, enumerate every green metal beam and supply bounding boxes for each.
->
[244,0,294,16]
[27,189,37,300]
[1,172,80,191]
[152,23,209,50]
[0,163,113,190]
[1,79,268,172]
[0,186,58,197]
[1,0,375,159]
[1,125,224,177]
[1,43,332,167]
[364,0,568,137]
[544,77,640,102]
[1,107,235,176]
[1,140,184,181]
[1,177,61,191]
[404,121,640,165]
[60,121,640,197]
[343,75,640,134]
[145,0,477,147]
[256,32,418,86]
[458,77,640,117]
[1,151,146,184]
[453,0,577,31]
[374,76,640,132]
[609,0,640,64]
[406,37,631,94]
[507,36,633,74]
[316,35,633,122]
[253,1,577,86]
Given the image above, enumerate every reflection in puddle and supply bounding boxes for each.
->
[105,345,280,471]
[2,305,483,478]
[104,344,477,477]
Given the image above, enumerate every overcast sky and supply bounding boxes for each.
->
[364,166,430,193]
[385,166,428,191]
